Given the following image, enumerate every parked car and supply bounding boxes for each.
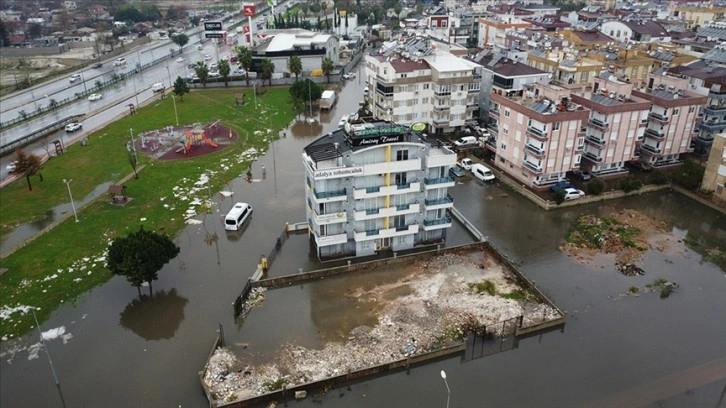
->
[449,164,466,178]
[454,136,478,148]
[563,188,586,200]
[343,72,356,79]
[203,54,212,61]
[151,83,165,93]
[209,62,218,70]
[550,181,574,192]
[91,62,103,69]
[114,57,126,66]
[65,122,82,132]
[471,163,496,182]
[628,161,653,172]
[457,158,473,170]
[209,70,220,77]
[338,114,350,128]
[572,170,592,181]
[69,74,82,83]
[87,93,103,101]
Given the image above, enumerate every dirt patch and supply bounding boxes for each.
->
[563,209,674,271]
[203,250,562,402]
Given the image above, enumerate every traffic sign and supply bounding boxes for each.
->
[205,32,224,39]
[204,21,223,31]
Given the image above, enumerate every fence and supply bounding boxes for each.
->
[0,114,82,156]
[199,324,226,408]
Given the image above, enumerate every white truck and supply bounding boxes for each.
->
[320,90,336,111]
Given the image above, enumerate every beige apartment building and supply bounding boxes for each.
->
[527,50,604,94]
[700,132,726,206]
[487,82,590,188]
[632,73,708,166]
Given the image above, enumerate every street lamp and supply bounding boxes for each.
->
[166,64,173,88]
[62,179,79,222]
[440,370,450,408]
[128,128,139,179]
[31,307,60,386]
[171,94,179,126]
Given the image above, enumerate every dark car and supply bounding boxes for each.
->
[550,181,574,192]
[628,161,653,172]
[91,62,103,69]
[449,164,466,178]
[572,170,592,181]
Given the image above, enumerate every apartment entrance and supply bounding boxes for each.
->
[375,237,391,251]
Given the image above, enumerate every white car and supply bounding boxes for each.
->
[343,73,356,79]
[69,74,82,83]
[176,57,185,63]
[562,188,586,200]
[338,114,350,128]
[208,70,220,77]
[65,122,82,132]
[6,161,18,173]
[114,57,127,66]
[209,62,218,70]
[203,54,212,61]
[457,158,473,171]
[88,93,103,101]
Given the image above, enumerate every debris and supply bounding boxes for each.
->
[295,391,307,399]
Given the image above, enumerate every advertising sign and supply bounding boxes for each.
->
[205,32,224,39]
[410,122,427,132]
[243,4,256,16]
[316,212,347,225]
[204,21,223,31]
[313,166,364,180]
[351,133,404,147]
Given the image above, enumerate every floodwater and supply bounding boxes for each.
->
[2,65,726,408]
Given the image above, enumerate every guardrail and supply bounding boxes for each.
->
[0,115,83,156]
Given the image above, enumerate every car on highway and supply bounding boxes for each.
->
[6,161,18,173]
[69,74,82,83]
[562,188,586,200]
[88,93,103,101]
[65,122,83,132]
[209,70,220,77]
[343,72,356,79]
[203,54,212,61]
[114,57,127,66]
[197,44,203,50]
[209,62,218,70]
[176,57,185,63]
[91,62,103,69]
[449,164,466,178]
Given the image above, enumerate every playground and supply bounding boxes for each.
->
[131,120,239,161]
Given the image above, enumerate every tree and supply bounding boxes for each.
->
[288,55,302,80]
[114,6,143,23]
[218,59,231,86]
[27,23,42,39]
[289,78,323,114]
[194,61,209,87]
[261,58,275,86]
[13,148,43,191]
[1,19,11,47]
[235,46,252,86]
[173,76,189,101]
[165,5,188,21]
[321,56,335,83]
[108,227,180,296]
[171,33,188,50]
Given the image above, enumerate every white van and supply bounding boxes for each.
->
[225,202,253,230]
[471,163,496,183]
[454,136,477,148]
[151,83,164,93]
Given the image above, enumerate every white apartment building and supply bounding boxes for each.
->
[302,121,456,260]
[365,51,481,134]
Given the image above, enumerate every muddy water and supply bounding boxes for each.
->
[2,63,726,408]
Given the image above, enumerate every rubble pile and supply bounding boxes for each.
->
[204,251,560,403]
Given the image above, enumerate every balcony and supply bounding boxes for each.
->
[586,135,606,147]
[433,118,450,126]
[468,87,480,94]
[700,120,726,132]
[648,112,670,124]
[353,181,420,200]
[434,90,451,97]
[354,223,420,241]
[487,123,498,135]
[703,104,726,115]
[588,118,609,131]
[488,110,500,120]
[640,143,662,154]
[485,138,497,152]
[583,151,603,163]
[424,176,455,189]
[312,188,347,203]
[423,216,452,231]
[424,194,454,210]
[313,231,348,246]
[522,160,543,174]
[643,128,665,140]
[526,126,548,141]
[524,144,545,157]
[354,203,420,221]
[434,105,450,111]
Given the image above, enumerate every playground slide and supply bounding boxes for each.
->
[202,134,218,148]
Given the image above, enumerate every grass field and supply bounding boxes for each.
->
[0,87,297,339]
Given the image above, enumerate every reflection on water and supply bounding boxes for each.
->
[289,118,323,139]
[119,288,188,341]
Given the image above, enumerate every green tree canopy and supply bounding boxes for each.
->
[235,46,253,86]
[218,59,231,86]
[194,61,209,86]
[171,33,188,50]
[261,58,275,85]
[108,227,180,295]
[288,55,302,80]
[289,78,323,109]
[321,56,335,83]
[13,148,43,191]
[173,76,189,101]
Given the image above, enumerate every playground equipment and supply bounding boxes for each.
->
[176,124,218,154]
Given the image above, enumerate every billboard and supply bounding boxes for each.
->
[243,4,256,17]
[204,21,222,31]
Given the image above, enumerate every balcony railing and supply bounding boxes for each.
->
[524,144,545,157]
[700,120,726,131]
[485,138,497,152]
[424,176,454,185]
[703,105,726,115]
[641,143,662,154]
[522,160,543,174]
[586,135,606,146]
[423,216,452,227]
[583,151,603,163]
[433,118,450,125]
[488,110,500,120]
[424,194,454,206]
[643,128,665,140]
[588,118,609,130]
[648,112,670,123]
[313,188,346,199]
[526,126,548,141]
[434,105,450,111]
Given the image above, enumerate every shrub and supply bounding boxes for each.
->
[553,188,566,204]
[586,178,606,195]
[671,160,704,190]
[650,171,669,185]
[620,177,643,193]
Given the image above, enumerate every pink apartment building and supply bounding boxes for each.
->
[488,82,590,188]
[571,73,652,176]
[632,74,708,166]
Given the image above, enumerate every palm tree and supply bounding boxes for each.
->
[235,46,252,86]
[194,61,209,87]
[218,59,231,86]
[288,55,302,80]
[261,58,275,86]
[321,56,334,83]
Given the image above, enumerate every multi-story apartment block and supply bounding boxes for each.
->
[486,82,590,188]
[527,49,604,93]
[570,74,652,176]
[365,49,481,134]
[700,132,726,206]
[587,47,655,88]
[478,16,531,49]
[632,73,708,165]
[695,84,726,156]
[302,121,456,260]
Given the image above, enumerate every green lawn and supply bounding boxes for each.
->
[0,87,297,339]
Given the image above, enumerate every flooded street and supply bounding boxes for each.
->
[2,66,726,408]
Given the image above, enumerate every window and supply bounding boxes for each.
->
[423,83,430,89]
[422,97,429,104]
[500,142,507,150]
[400,73,407,78]
[673,108,679,116]
[396,149,409,161]
[399,85,409,92]
[504,109,510,117]
[581,72,589,82]
[361,241,371,250]
[553,122,561,131]
[631,67,638,77]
